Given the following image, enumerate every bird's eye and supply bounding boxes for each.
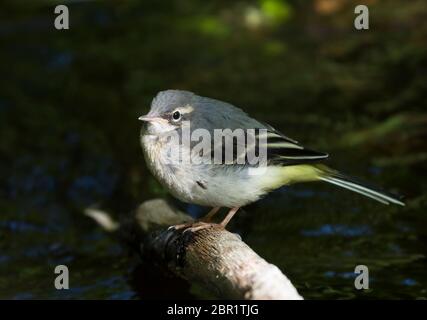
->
[172,110,181,121]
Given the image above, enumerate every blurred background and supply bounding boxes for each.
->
[0,0,426,299]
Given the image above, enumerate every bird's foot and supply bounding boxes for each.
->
[167,222,193,231]
[183,221,219,234]
[168,221,220,233]
[167,207,222,232]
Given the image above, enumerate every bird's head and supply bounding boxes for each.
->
[139,90,197,136]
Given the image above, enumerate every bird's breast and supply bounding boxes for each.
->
[141,134,195,201]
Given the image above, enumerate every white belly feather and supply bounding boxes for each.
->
[141,134,286,208]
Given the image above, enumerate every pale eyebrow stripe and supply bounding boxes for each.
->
[179,105,194,114]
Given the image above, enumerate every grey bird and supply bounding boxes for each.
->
[139,90,404,230]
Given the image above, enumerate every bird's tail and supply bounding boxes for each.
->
[282,164,405,206]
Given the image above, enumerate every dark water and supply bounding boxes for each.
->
[1,1,426,299]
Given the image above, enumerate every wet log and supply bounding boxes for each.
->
[86,198,303,300]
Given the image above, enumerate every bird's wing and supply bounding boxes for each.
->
[203,127,328,166]
[193,97,328,166]
[259,129,328,165]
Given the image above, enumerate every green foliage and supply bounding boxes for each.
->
[260,0,292,24]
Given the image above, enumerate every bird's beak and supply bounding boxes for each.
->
[138,115,162,122]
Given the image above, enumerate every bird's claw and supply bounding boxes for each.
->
[167,223,191,231]
[168,221,219,234]
[182,222,218,234]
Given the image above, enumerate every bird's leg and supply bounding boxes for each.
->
[169,207,221,231]
[181,207,222,233]
[183,207,240,233]
[220,207,240,227]
[200,207,221,222]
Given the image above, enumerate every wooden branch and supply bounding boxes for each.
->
[86,198,303,300]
